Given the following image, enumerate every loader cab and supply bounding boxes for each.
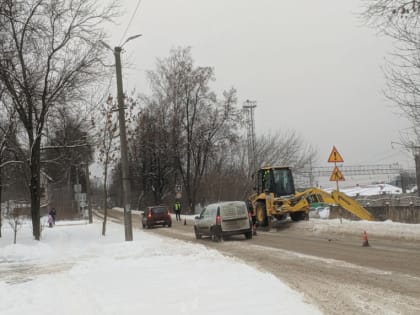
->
[256,167,296,197]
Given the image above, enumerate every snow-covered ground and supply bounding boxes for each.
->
[0,218,322,315]
[1,216,419,315]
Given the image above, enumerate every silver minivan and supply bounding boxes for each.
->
[194,201,253,241]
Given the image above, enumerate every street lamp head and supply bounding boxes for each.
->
[99,40,112,52]
[100,35,142,54]
[122,34,142,47]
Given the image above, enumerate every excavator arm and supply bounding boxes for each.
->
[330,190,374,221]
[287,188,374,221]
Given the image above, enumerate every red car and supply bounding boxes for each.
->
[142,205,172,228]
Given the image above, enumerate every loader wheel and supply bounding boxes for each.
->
[194,226,202,239]
[290,211,306,222]
[255,202,268,227]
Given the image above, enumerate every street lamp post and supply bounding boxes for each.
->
[114,45,133,241]
[101,34,141,241]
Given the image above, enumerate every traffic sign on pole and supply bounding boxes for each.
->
[327,146,345,191]
[327,146,344,163]
[329,166,345,181]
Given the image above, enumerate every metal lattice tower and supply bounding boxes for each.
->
[243,100,257,175]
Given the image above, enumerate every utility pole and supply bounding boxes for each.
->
[101,35,141,241]
[114,46,133,241]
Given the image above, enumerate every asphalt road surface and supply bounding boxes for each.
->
[103,209,420,315]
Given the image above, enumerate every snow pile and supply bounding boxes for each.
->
[0,220,321,315]
[308,218,420,241]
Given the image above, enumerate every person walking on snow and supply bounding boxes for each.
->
[48,214,53,228]
[49,208,56,225]
[174,201,181,222]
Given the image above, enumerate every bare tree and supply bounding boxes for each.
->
[95,95,119,236]
[0,102,21,238]
[0,0,117,240]
[43,107,94,219]
[130,98,175,206]
[199,139,249,204]
[254,130,317,170]
[200,131,317,204]
[362,1,420,193]
[362,1,420,40]
[144,47,241,212]
[95,93,136,235]
[6,205,28,244]
[362,1,420,145]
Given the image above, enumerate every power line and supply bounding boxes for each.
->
[119,0,142,46]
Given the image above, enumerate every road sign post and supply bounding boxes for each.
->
[328,146,345,191]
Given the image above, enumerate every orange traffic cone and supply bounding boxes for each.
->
[362,230,369,247]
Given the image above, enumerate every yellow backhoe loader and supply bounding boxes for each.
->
[248,166,374,227]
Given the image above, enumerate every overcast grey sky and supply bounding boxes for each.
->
[105,0,413,169]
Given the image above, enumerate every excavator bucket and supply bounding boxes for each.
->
[330,190,375,221]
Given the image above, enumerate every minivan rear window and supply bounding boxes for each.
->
[221,202,247,217]
[151,207,166,214]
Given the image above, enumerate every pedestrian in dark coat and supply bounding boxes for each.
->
[49,208,57,225]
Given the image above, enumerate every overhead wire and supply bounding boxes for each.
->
[119,0,142,46]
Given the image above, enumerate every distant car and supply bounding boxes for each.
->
[142,205,172,228]
[194,201,253,242]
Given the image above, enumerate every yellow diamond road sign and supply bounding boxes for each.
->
[327,146,344,163]
[330,166,345,181]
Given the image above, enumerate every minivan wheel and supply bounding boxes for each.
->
[211,228,222,242]
[245,231,253,239]
[194,226,202,239]
[211,233,217,242]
